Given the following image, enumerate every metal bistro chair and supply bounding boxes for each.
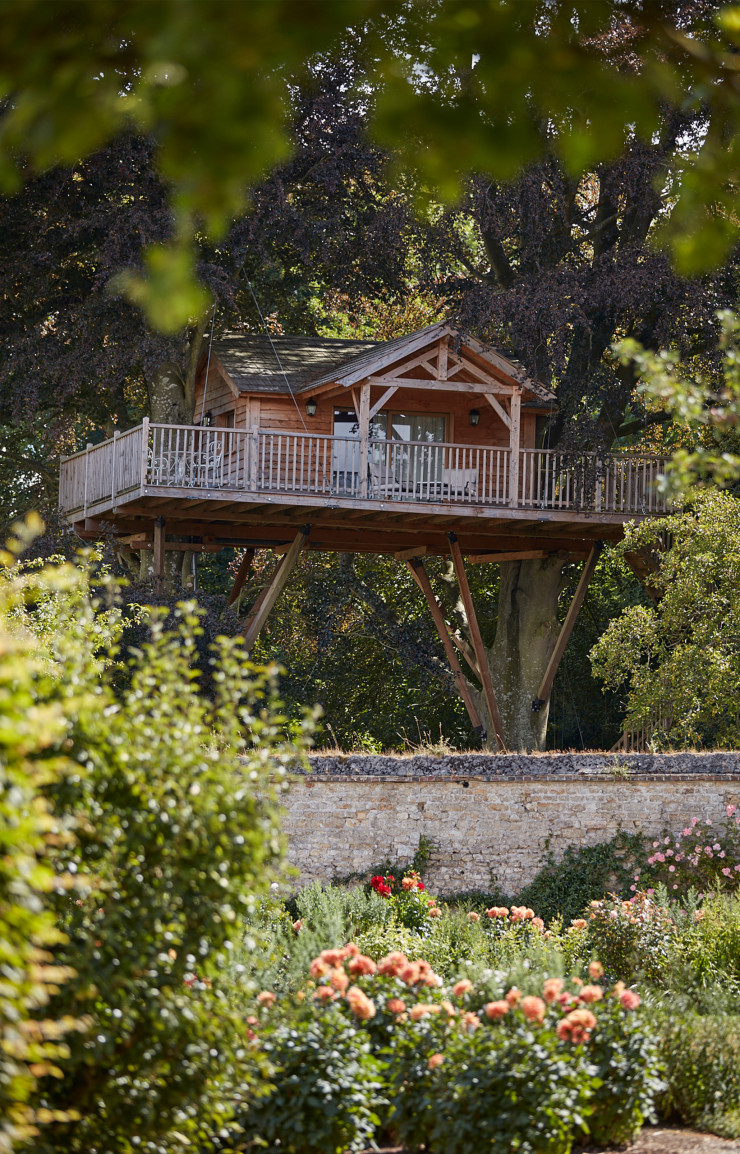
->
[190,439,224,488]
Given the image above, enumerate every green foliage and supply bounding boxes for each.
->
[675,893,740,991]
[586,892,678,985]
[429,1022,595,1154]
[591,489,740,748]
[617,310,740,495]
[0,528,88,1151]
[236,1008,386,1154]
[4,1,740,328]
[586,996,664,1146]
[655,1009,740,1137]
[1,543,314,1152]
[516,832,648,927]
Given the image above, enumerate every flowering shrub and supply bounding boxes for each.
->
[636,810,740,897]
[368,870,436,931]
[235,942,662,1153]
[586,892,677,983]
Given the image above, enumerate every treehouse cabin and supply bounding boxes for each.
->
[59,320,669,747]
[59,321,667,558]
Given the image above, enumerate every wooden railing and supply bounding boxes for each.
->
[59,422,669,519]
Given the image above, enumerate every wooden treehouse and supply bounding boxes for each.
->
[59,321,668,748]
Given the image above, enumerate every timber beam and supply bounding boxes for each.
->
[241,526,310,650]
[531,542,603,713]
[227,548,255,607]
[407,558,485,740]
[448,532,506,751]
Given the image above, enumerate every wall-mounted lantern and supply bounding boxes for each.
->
[469,409,480,427]
[305,397,318,417]
[203,410,213,427]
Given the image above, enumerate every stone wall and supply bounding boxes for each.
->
[280,752,740,894]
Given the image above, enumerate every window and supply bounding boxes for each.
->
[331,409,448,492]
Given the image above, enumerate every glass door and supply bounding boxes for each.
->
[332,409,388,494]
[390,413,446,494]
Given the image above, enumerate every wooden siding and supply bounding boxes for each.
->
[248,385,530,448]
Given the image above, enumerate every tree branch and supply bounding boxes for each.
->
[616,410,672,438]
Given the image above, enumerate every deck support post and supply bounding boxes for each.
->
[532,541,603,712]
[227,547,255,607]
[357,382,371,498]
[508,389,522,509]
[407,558,485,740]
[447,533,506,751]
[242,526,310,650]
[153,516,166,581]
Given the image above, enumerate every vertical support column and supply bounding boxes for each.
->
[153,516,166,581]
[532,541,603,712]
[249,428,259,490]
[83,442,92,517]
[407,558,484,739]
[508,389,521,509]
[111,429,120,506]
[448,533,506,751]
[437,338,448,380]
[357,382,371,498]
[140,417,150,491]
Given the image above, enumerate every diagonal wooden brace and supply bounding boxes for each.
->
[532,541,603,712]
[448,533,506,751]
[227,547,255,607]
[241,527,310,650]
[407,558,485,740]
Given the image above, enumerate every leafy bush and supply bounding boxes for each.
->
[0,533,88,1152]
[587,992,664,1145]
[586,891,678,983]
[6,550,314,1152]
[515,832,648,926]
[656,1009,740,1137]
[236,1009,386,1154]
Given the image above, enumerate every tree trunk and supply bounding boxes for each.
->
[476,557,566,751]
[147,348,203,588]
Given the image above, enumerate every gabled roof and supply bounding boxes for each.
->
[210,323,554,402]
[210,334,379,395]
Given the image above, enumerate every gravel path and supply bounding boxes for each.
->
[363,1128,740,1153]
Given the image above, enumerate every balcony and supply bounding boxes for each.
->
[59,421,668,525]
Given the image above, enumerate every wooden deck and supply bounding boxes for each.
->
[60,420,669,554]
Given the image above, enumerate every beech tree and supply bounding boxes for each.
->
[3,2,740,746]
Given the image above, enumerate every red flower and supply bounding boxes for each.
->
[371,875,392,897]
[417,882,426,891]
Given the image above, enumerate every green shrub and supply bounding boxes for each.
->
[516,832,647,926]
[236,1009,386,1154]
[679,892,740,988]
[656,1009,740,1135]
[587,995,664,1146]
[430,1021,594,1154]
[0,533,88,1152]
[586,891,677,983]
[9,552,313,1152]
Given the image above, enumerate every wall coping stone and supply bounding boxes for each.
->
[303,752,740,781]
